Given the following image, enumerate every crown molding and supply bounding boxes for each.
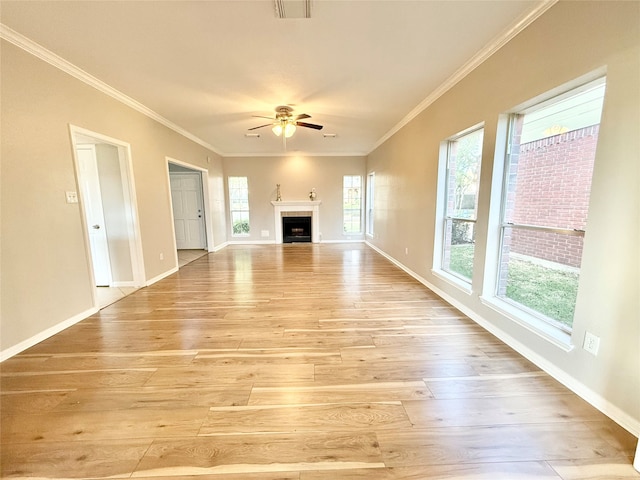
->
[0,23,224,156]
[369,0,559,154]
[223,150,368,158]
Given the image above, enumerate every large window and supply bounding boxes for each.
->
[228,176,250,236]
[343,175,362,234]
[366,172,375,236]
[439,127,483,283]
[495,78,605,331]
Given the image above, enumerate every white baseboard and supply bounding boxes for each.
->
[145,266,179,287]
[0,306,98,362]
[227,240,274,245]
[322,239,366,244]
[211,242,229,252]
[365,241,640,438]
[224,240,365,245]
[111,280,138,288]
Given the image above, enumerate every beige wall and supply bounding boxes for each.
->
[367,1,640,430]
[0,40,225,354]
[223,156,366,242]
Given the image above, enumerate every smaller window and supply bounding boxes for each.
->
[228,176,250,236]
[366,172,375,236]
[343,175,362,234]
[440,127,484,283]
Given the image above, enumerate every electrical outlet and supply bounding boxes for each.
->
[583,331,600,356]
[261,230,269,238]
[65,191,78,203]
[159,252,164,261]
[405,247,409,255]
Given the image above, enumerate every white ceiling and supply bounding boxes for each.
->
[0,0,548,157]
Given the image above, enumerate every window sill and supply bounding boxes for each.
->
[479,296,574,352]
[432,269,473,295]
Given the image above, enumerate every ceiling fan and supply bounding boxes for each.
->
[249,106,323,139]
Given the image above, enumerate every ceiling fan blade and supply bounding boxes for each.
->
[248,123,272,130]
[252,115,275,120]
[296,121,323,130]
[295,113,311,120]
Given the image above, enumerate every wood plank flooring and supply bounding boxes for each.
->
[1,243,638,479]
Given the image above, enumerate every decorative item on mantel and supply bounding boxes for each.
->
[276,184,282,201]
[309,188,316,201]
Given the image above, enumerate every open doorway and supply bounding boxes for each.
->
[167,158,212,267]
[70,126,145,308]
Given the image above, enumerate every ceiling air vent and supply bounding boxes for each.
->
[275,0,311,19]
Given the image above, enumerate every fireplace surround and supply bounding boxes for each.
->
[271,200,321,243]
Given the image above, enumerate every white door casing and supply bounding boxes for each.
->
[170,172,206,249]
[76,145,112,286]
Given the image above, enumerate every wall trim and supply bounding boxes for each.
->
[0,307,98,362]
[223,151,369,158]
[211,241,229,252]
[322,239,365,244]
[111,281,138,288]
[227,240,274,245]
[145,266,179,287]
[365,241,640,437]
[0,23,222,156]
[369,0,559,154]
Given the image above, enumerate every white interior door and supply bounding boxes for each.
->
[171,172,206,249]
[77,145,112,286]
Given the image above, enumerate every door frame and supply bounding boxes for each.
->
[69,125,146,306]
[166,156,214,266]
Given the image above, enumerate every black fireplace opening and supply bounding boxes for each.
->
[283,216,312,243]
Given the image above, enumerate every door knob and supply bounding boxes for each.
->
[92,225,100,229]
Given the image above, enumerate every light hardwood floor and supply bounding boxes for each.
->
[1,243,637,479]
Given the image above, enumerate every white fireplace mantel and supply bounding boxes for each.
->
[271,200,321,243]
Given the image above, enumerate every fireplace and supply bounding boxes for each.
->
[271,200,321,243]
[282,216,311,243]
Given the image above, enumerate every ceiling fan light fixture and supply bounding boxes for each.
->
[272,123,283,136]
[284,122,296,138]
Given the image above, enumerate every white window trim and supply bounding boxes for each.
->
[366,172,375,237]
[481,72,605,350]
[433,124,483,290]
[343,175,363,235]
[482,115,575,350]
[228,176,250,237]
[431,268,473,295]
[480,295,573,351]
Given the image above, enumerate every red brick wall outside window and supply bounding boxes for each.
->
[509,125,598,268]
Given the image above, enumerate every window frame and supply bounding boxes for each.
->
[480,75,606,349]
[432,124,484,292]
[366,172,375,237]
[343,175,363,235]
[228,176,250,237]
